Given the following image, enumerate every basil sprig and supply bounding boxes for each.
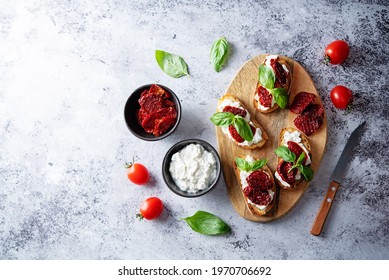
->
[181,211,231,235]
[210,37,229,72]
[155,50,189,78]
[210,112,254,141]
[258,65,288,109]
[235,158,267,172]
[275,146,314,181]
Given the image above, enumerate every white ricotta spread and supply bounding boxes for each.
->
[238,155,274,210]
[275,169,301,189]
[283,131,312,165]
[218,100,263,146]
[169,144,217,193]
[275,170,290,188]
[282,63,289,73]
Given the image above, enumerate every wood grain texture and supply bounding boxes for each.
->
[215,54,328,222]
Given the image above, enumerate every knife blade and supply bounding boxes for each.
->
[310,121,366,236]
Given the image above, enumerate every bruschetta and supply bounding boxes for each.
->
[274,127,314,189]
[253,55,292,113]
[233,155,276,216]
[211,94,268,149]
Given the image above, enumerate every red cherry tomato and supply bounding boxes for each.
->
[324,40,350,65]
[330,85,353,110]
[126,162,149,185]
[139,197,164,220]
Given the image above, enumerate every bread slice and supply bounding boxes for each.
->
[233,155,276,216]
[253,55,292,113]
[217,94,268,149]
[275,127,312,190]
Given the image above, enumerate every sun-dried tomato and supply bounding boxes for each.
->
[257,85,272,108]
[223,106,247,118]
[270,58,287,87]
[289,92,316,114]
[246,170,273,191]
[277,160,297,185]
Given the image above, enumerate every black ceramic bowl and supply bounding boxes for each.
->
[162,139,221,198]
[124,84,181,141]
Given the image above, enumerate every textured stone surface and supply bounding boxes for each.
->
[0,0,388,260]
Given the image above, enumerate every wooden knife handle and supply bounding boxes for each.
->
[310,180,340,236]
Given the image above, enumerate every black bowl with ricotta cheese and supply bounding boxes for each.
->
[162,139,221,198]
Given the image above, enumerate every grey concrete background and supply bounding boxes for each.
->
[0,0,388,259]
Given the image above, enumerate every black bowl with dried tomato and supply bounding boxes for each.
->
[124,84,181,141]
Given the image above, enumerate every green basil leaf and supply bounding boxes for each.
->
[210,112,234,126]
[155,50,189,78]
[296,153,305,165]
[258,65,275,90]
[300,166,314,182]
[235,158,251,172]
[233,116,254,142]
[250,159,267,171]
[181,211,231,235]
[275,146,296,163]
[210,37,229,72]
[270,88,289,109]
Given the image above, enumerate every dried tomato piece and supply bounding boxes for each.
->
[228,125,244,143]
[270,58,287,87]
[141,107,176,134]
[302,104,324,120]
[153,115,177,136]
[161,99,175,108]
[223,106,247,118]
[139,94,164,114]
[148,84,171,99]
[246,170,273,191]
[228,124,256,143]
[257,85,272,108]
[277,160,297,185]
[139,89,149,99]
[294,114,322,136]
[289,92,316,114]
[243,186,272,206]
[287,141,307,164]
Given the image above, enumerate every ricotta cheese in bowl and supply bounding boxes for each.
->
[169,144,217,193]
[162,139,221,197]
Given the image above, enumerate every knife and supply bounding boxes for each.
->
[310,121,366,236]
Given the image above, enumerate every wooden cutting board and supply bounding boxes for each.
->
[215,54,328,222]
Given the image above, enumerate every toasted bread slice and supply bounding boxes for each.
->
[275,127,312,190]
[216,94,268,149]
[253,55,292,113]
[233,155,276,216]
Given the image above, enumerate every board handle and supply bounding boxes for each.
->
[310,180,340,236]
